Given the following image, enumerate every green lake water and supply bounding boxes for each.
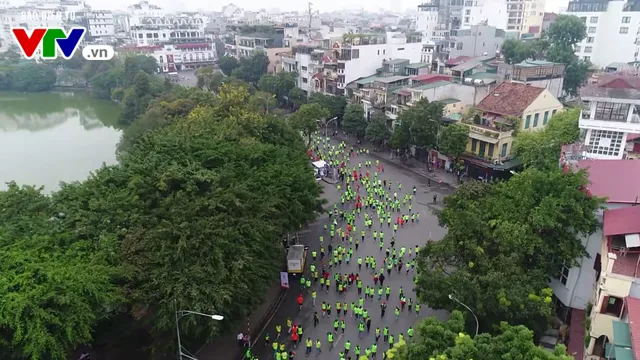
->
[0,91,122,192]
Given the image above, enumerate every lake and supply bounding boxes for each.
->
[0,91,122,192]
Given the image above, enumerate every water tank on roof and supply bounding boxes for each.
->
[474,79,484,85]
[464,78,473,84]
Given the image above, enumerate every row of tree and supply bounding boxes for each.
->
[0,82,324,359]
[500,14,591,96]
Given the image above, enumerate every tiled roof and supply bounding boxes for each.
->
[576,160,640,204]
[603,207,640,236]
[445,56,471,65]
[567,309,585,360]
[626,297,640,360]
[475,82,545,117]
[411,80,452,91]
[581,75,640,100]
[612,253,640,277]
[627,133,640,142]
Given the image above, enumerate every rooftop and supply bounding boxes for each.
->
[515,59,560,68]
[451,55,495,72]
[581,75,640,101]
[445,56,471,66]
[384,58,409,65]
[375,75,411,84]
[612,253,640,278]
[476,82,545,117]
[627,296,640,360]
[604,207,640,237]
[439,98,460,104]
[410,74,451,83]
[575,159,640,204]
[411,80,452,91]
[405,62,431,69]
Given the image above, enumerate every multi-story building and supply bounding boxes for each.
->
[465,82,563,179]
[235,31,285,58]
[416,0,464,41]
[449,24,505,58]
[551,159,640,359]
[119,42,216,72]
[112,10,130,34]
[497,59,565,98]
[87,10,114,39]
[349,75,412,121]
[566,0,640,67]
[129,15,207,47]
[127,1,164,25]
[522,0,546,36]
[0,6,66,52]
[461,0,545,32]
[579,74,640,160]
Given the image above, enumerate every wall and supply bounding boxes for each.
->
[522,89,563,130]
[266,47,288,74]
[414,82,495,108]
[462,0,509,30]
[296,52,313,93]
[550,230,603,309]
[517,77,563,99]
[449,25,504,58]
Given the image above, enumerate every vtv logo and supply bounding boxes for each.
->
[11,27,114,61]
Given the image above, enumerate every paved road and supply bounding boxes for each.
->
[248,145,454,360]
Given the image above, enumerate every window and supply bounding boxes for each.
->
[552,109,557,116]
[590,16,598,23]
[587,37,594,43]
[301,66,307,71]
[500,143,508,157]
[622,16,631,23]
[587,130,625,157]
[456,42,463,50]
[533,113,539,127]
[575,45,581,52]
[352,49,360,58]
[487,143,494,158]
[595,102,629,121]
[588,26,596,33]
[302,77,308,83]
[620,27,629,34]
[383,49,386,55]
[525,114,531,129]
[580,16,587,23]
[543,110,549,125]
[584,56,591,62]
[464,16,469,23]
[471,139,477,152]
[397,47,405,51]
[585,46,592,53]
[465,9,470,15]
[560,264,570,285]
[377,50,380,55]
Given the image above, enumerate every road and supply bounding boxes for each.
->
[247,144,454,360]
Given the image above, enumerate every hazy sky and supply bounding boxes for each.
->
[88,0,568,15]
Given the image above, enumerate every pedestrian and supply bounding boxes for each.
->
[433,193,437,203]
[313,312,319,327]
[305,337,312,356]
[237,332,244,347]
[380,301,387,317]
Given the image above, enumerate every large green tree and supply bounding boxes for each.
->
[365,113,391,146]
[393,311,573,360]
[500,38,535,64]
[514,108,581,170]
[308,93,347,121]
[289,102,330,146]
[415,169,602,335]
[11,63,57,92]
[438,123,469,159]
[398,98,442,149]
[0,183,123,360]
[342,104,367,138]
[258,72,296,104]
[218,55,240,76]
[231,51,269,85]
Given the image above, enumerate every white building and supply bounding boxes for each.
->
[579,74,640,160]
[120,42,215,72]
[461,0,544,32]
[565,0,640,68]
[127,1,164,27]
[87,10,114,38]
[130,15,207,46]
[0,6,65,51]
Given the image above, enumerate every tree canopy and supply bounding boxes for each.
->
[393,311,573,360]
[0,84,323,358]
[365,113,391,146]
[218,55,240,76]
[342,104,367,138]
[513,109,581,170]
[289,102,330,145]
[438,123,469,158]
[415,168,602,335]
[394,98,443,149]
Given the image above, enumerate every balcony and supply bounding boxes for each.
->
[579,102,640,133]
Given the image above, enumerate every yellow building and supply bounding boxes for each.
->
[461,82,562,178]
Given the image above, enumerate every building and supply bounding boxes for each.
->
[462,0,545,32]
[579,75,640,160]
[497,59,565,98]
[127,1,164,24]
[541,12,557,33]
[449,24,505,59]
[551,159,640,359]
[565,0,640,68]
[86,10,114,39]
[464,82,563,179]
[130,15,208,47]
[235,32,284,58]
[415,0,464,41]
[119,43,216,72]
[0,6,65,52]
[349,75,412,121]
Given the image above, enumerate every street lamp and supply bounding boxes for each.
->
[448,294,479,338]
[257,94,276,114]
[175,300,224,360]
[324,117,338,137]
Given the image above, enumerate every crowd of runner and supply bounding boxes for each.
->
[252,135,427,360]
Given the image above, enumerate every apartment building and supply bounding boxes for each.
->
[0,6,65,51]
[87,10,114,38]
[465,82,563,179]
[549,159,640,360]
[579,75,640,160]
[349,75,411,121]
[461,0,545,32]
[566,0,640,68]
[449,24,505,58]
[119,42,216,73]
[416,0,464,41]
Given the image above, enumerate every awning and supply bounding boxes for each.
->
[468,132,499,144]
[613,320,632,348]
[625,234,640,248]
[312,160,327,168]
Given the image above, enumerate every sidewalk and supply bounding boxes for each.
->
[334,134,461,188]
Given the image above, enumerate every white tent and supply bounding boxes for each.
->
[312,160,327,169]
